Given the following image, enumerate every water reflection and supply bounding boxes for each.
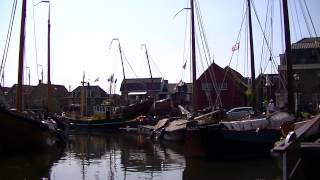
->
[55,130,185,180]
[184,157,281,180]
[0,130,282,180]
[0,147,63,180]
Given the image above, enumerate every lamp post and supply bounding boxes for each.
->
[265,74,271,112]
[293,73,300,113]
[37,64,43,84]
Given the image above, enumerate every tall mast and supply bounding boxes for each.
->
[47,2,51,112]
[109,39,126,81]
[141,44,154,98]
[34,0,51,112]
[282,0,294,113]
[247,0,256,112]
[142,44,153,81]
[16,0,27,112]
[109,38,127,103]
[80,72,85,118]
[191,0,198,112]
[109,39,126,80]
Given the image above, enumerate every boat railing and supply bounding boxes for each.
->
[271,114,320,180]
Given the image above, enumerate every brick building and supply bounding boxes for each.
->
[195,63,248,110]
[278,37,320,112]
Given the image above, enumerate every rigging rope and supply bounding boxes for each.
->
[302,0,318,37]
[293,0,303,38]
[251,0,287,90]
[298,0,312,37]
[148,55,165,79]
[195,0,221,108]
[279,0,285,53]
[258,0,271,75]
[32,2,40,81]
[212,0,248,108]
[122,52,138,78]
[0,0,18,84]
[181,0,189,81]
[288,0,298,41]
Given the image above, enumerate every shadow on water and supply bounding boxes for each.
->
[0,147,64,180]
[183,157,281,180]
[0,129,283,180]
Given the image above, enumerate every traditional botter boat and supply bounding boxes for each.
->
[199,111,294,156]
[0,0,60,152]
[0,107,58,151]
[65,95,154,129]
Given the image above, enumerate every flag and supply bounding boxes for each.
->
[94,77,99,82]
[108,73,114,82]
[174,80,184,90]
[182,61,187,69]
[232,42,240,51]
[265,74,273,86]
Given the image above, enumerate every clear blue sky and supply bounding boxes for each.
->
[1,0,319,93]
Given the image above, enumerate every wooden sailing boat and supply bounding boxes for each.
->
[151,0,199,142]
[63,75,137,129]
[66,41,154,129]
[0,0,58,152]
[196,0,297,157]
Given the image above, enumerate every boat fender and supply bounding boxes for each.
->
[285,131,297,145]
[150,130,156,140]
[158,128,165,139]
[280,121,294,137]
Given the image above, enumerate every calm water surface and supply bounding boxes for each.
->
[0,130,282,180]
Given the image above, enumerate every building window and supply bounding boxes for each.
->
[312,93,320,104]
[219,81,228,90]
[201,83,212,91]
[202,82,227,91]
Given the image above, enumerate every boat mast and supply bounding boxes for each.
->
[80,72,85,118]
[47,1,51,112]
[247,0,256,112]
[142,44,153,81]
[282,0,294,113]
[34,0,51,112]
[16,0,27,112]
[141,44,154,98]
[109,38,127,103]
[191,0,198,113]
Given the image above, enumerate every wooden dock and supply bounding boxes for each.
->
[272,114,320,180]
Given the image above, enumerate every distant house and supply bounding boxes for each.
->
[120,78,169,104]
[3,83,67,112]
[30,83,68,112]
[195,63,248,110]
[278,37,320,112]
[167,81,192,108]
[4,84,35,109]
[64,85,108,116]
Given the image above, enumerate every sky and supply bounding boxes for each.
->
[0,0,319,93]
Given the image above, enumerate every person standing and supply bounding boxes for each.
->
[268,99,275,114]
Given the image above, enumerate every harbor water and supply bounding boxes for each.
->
[0,130,283,180]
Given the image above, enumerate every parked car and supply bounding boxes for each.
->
[226,107,253,120]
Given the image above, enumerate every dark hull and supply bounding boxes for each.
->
[122,98,153,120]
[149,98,176,116]
[162,128,186,142]
[0,108,56,152]
[199,124,281,157]
[69,118,139,129]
